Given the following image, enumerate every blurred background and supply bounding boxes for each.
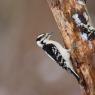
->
[0,0,95,95]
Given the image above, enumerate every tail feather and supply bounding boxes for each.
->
[70,69,80,81]
[66,67,80,82]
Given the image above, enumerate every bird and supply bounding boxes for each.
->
[36,33,80,81]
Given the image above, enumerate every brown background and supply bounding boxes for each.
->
[0,0,95,95]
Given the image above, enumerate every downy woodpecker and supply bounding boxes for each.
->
[36,33,80,81]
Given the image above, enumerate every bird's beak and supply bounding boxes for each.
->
[46,32,53,39]
[48,32,53,36]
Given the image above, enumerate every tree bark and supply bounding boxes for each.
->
[46,0,95,95]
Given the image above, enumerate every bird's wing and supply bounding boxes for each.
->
[43,43,65,66]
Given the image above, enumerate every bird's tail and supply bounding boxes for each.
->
[68,68,80,82]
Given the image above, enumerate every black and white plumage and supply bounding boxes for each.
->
[77,0,87,5]
[36,33,80,81]
[72,12,95,41]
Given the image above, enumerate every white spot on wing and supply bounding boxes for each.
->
[83,12,89,22]
[72,14,82,26]
[80,32,88,40]
[77,0,85,5]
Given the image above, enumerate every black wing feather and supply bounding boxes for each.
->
[43,43,65,66]
[43,43,80,81]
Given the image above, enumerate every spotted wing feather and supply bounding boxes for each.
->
[43,43,65,67]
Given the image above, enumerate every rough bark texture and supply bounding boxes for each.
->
[46,0,95,95]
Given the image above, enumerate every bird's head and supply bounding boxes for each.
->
[36,32,52,48]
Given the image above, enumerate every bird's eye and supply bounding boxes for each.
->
[36,37,42,41]
[36,34,45,41]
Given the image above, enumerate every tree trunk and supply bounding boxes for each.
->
[46,0,95,95]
